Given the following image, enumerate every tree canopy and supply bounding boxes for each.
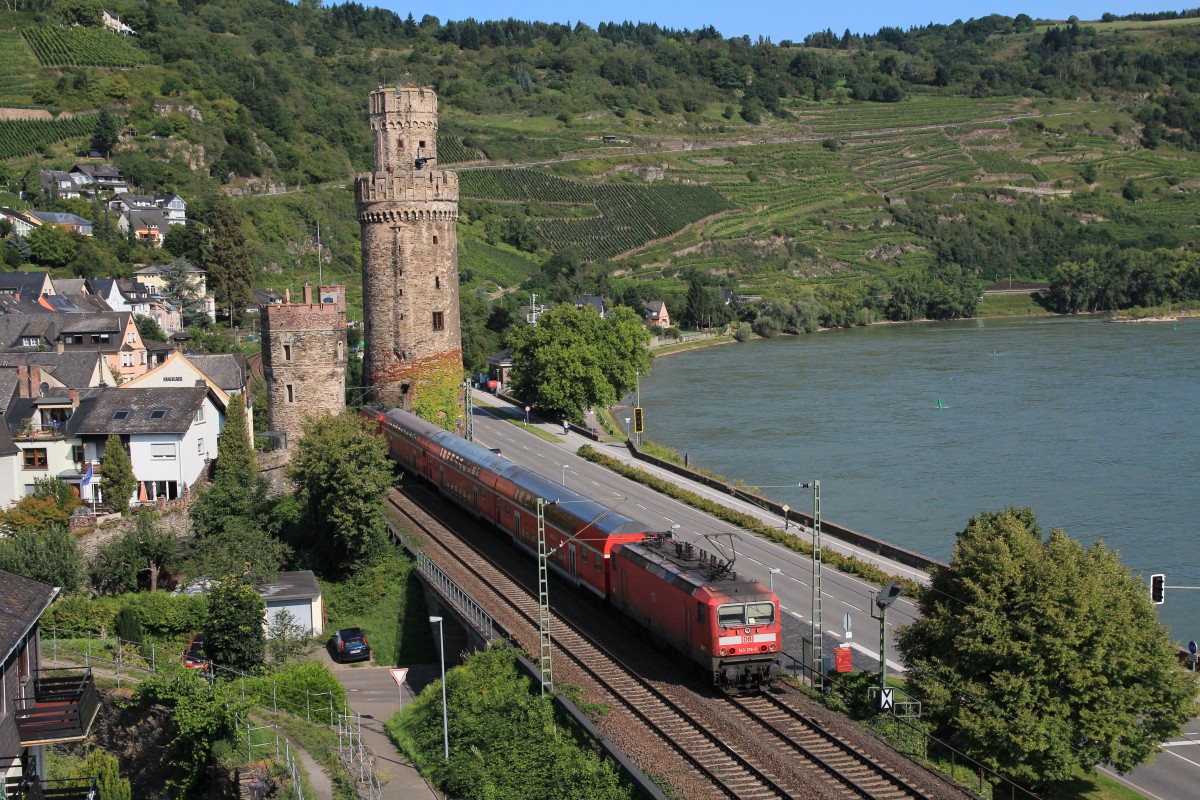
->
[897,508,1197,790]
[287,412,393,574]
[388,644,632,800]
[505,303,651,420]
[203,575,266,673]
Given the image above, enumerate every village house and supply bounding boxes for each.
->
[0,208,41,238]
[28,212,92,237]
[68,164,128,196]
[38,169,81,200]
[0,569,99,799]
[643,300,671,329]
[135,263,216,322]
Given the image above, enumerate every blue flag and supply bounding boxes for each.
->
[81,463,93,487]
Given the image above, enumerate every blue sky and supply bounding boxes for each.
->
[365,2,1188,41]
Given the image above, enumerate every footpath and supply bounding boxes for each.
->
[319,647,442,800]
[471,391,932,585]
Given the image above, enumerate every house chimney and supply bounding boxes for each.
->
[284,288,291,304]
[16,364,29,398]
[56,339,64,354]
[303,283,313,305]
[69,388,78,408]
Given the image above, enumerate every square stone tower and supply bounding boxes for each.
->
[355,87,464,427]
[262,283,347,449]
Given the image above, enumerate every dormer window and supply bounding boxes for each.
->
[21,337,39,347]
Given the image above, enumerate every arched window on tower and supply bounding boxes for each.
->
[435,276,441,289]
[397,138,404,151]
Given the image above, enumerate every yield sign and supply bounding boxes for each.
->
[389,668,409,687]
[880,687,894,710]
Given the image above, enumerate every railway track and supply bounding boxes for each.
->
[391,487,941,800]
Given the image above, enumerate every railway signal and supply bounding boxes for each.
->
[633,406,644,434]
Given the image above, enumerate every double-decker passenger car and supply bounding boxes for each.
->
[372,406,782,687]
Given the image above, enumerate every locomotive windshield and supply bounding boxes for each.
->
[717,602,776,627]
[746,602,775,626]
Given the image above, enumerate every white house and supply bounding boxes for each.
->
[72,385,223,507]
[122,351,250,434]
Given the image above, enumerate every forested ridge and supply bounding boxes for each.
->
[2,0,1200,343]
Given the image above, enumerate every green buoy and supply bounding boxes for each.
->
[993,348,997,357]
[937,398,943,410]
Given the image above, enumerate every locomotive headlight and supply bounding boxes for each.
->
[769,644,776,652]
[744,627,750,635]
[719,648,727,656]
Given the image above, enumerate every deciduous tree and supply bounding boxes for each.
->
[506,303,651,420]
[0,525,84,592]
[287,413,392,572]
[204,576,266,673]
[91,509,177,593]
[898,508,1197,790]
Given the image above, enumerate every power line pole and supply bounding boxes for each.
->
[536,498,553,695]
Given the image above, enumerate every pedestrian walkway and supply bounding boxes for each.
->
[268,722,334,800]
[331,664,442,800]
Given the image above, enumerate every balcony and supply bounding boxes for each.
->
[1,775,98,800]
[11,423,68,442]
[15,669,100,747]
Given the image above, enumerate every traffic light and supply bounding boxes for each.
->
[1150,573,1166,605]
[633,407,644,434]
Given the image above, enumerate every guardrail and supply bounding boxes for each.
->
[414,551,496,642]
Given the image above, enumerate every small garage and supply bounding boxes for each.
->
[256,570,324,637]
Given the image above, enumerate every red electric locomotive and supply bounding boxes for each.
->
[611,534,782,688]
[372,406,783,688]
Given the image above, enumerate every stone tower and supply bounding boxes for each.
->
[355,87,463,425]
[262,283,347,449]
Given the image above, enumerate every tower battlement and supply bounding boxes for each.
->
[354,171,459,210]
[368,86,441,173]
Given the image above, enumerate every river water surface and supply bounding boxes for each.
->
[640,315,1200,642]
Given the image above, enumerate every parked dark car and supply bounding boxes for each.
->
[183,633,209,670]
[331,628,370,663]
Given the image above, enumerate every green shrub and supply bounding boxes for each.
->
[44,592,207,637]
[266,661,347,717]
[113,606,144,646]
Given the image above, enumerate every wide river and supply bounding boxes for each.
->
[640,314,1200,643]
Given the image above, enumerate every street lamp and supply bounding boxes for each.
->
[428,616,449,760]
[768,567,781,593]
[800,481,823,690]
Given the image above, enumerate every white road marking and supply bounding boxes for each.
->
[1163,740,1200,747]
[847,641,906,673]
[1165,748,1200,770]
[790,611,805,620]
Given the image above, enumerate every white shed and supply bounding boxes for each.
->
[257,571,324,637]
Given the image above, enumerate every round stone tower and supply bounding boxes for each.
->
[262,283,348,450]
[355,87,463,426]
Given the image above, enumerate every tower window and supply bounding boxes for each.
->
[283,344,292,361]
[286,384,295,403]
[419,140,426,148]
[432,312,444,331]
[432,235,438,245]
[435,276,441,289]
[397,138,404,150]
[337,341,344,361]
